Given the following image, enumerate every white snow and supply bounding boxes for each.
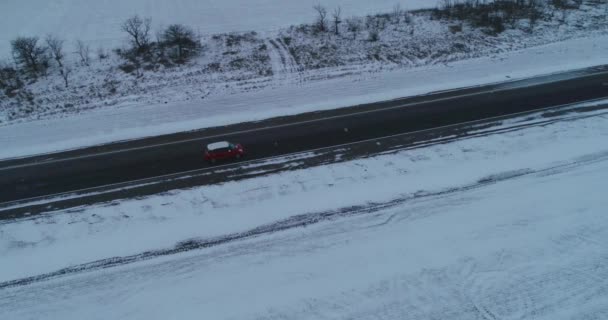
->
[1,35,607,160]
[0,0,434,58]
[1,99,608,319]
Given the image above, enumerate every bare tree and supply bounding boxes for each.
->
[11,36,49,77]
[121,15,152,52]
[45,35,64,68]
[161,24,199,63]
[59,65,72,88]
[332,7,342,35]
[313,4,328,33]
[75,40,90,66]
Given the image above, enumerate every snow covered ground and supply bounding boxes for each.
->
[0,0,433,58]
[1,99,608,318]
[1,34,608,160]
[5,158,608,319]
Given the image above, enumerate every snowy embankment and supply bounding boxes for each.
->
[1,34,608,160]
[1,99,608,318]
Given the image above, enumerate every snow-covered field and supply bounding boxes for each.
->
[1,99,608,318]
[0,0,433,57]
[1,34,608,160]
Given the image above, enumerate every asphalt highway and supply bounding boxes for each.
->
[1,66,608,204]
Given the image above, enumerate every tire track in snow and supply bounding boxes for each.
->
[267,38,300,76]
[267,39,287,75]
[463,261,608,320]
[2,150,608,290]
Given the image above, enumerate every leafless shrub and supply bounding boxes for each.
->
[365,14,388,32]
[119,63,137,74]
[368,28,380,42]
[449,24,463,33]
[0,61,24,96]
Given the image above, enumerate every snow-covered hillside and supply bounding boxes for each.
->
[3,2,607,126]
[0,0,434,57]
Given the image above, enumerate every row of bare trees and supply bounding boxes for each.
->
[120,15,200,64]
[2,15,201,97]
[7,35,93,88]
[312,4,410,42]
[433,0,583,34]
[311,3,417,42]
[5,36,88,92]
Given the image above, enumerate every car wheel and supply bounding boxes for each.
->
[210,158,216,164]
[236,154,241,160]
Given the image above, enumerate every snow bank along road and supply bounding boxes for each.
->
[1,65,608,205]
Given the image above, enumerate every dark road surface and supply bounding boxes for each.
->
[1,66,608,205]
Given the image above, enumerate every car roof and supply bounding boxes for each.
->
[207,141,230,150]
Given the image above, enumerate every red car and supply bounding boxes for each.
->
[204,141,245,163]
